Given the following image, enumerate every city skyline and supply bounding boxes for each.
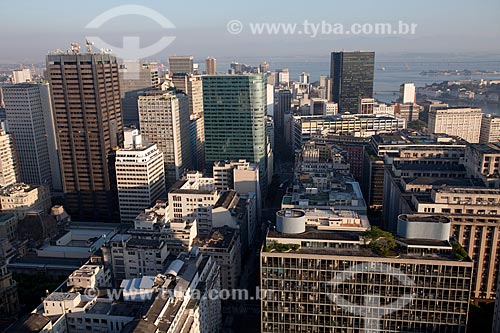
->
[1,3,500,332]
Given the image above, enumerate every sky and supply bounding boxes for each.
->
[1,0,500,64]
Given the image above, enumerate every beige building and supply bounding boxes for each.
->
[428,107,483,143]
[171,74,204,117]
[168,171,218,236]
[138,90,192,186]
[0,130,19,187]
[102,234,170,281]
[169,55,194,74]
[463,143,500,188]
[411,187,500,300]
[11,68,31,84]
[480,114,500,144]
[67,264,112,291]
[206,57,217,75]
[0,183,51,219]
[130,201,199,255]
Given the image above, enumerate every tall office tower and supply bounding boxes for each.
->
[275,89,292,129]
[276,68,290,84]
[115,128,165,224]
[260,61,270,74]
[203,75,267,191]
[11,69,31,84]
[171,74,204,116]
[46,52,123,222]
[3,83,55,188]
[0,129,19,186]
[400,82,416,104]
[428,107,483,143]
[138,90,192,186]
[299,72,310,85]
[118,63,159,126]
[330,51,375,113]
[169,55,194,74]
[480,114,500,143]
[205,57,216,75]
[261,211,473,332]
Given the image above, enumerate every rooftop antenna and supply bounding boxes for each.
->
[86,39,94,54]
[70,43,80,55]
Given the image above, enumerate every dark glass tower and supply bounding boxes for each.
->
[275,89,292,129]
[47,53,123,222]
[330,51,375,114]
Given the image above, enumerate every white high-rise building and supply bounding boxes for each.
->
[277,68,290,84]
[480,114,500,144]
[428,107,483,143]
[400,82,416,104]
[138,90,192,186]
[0,129,18,186]
[2,83,60,189]
[116,129,165,223]
[11,69,31,84]
[299,72,310,85]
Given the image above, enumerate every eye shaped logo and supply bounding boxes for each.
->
[328,262,415,332]
[85,5,175,66]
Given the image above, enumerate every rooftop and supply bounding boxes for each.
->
[0,183,37,196]
[194,227,238,250]
[399,214,450,224]
[403,177,484,187]
[395,163,466,172]
[469,143,500,154]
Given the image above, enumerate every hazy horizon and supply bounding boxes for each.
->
[1,0,499,64]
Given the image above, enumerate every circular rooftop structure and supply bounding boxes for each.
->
[276,209,306,234]
[397,214,451,241]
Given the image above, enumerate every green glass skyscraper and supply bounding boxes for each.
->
[202,74,267,190]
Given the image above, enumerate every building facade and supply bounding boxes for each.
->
[203,75,267,190]
[3,83,54,188]
[206,57,217,75]
[47,53,123,221]
[261,210,472,332]
[480,114,500,144]
[115,129,165,224]
[428,107,483,143]
[138,90,193,186]
[118,62,159,126]
[0,130,19,186]
[169,55,194,74]
[330,51,375,114]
